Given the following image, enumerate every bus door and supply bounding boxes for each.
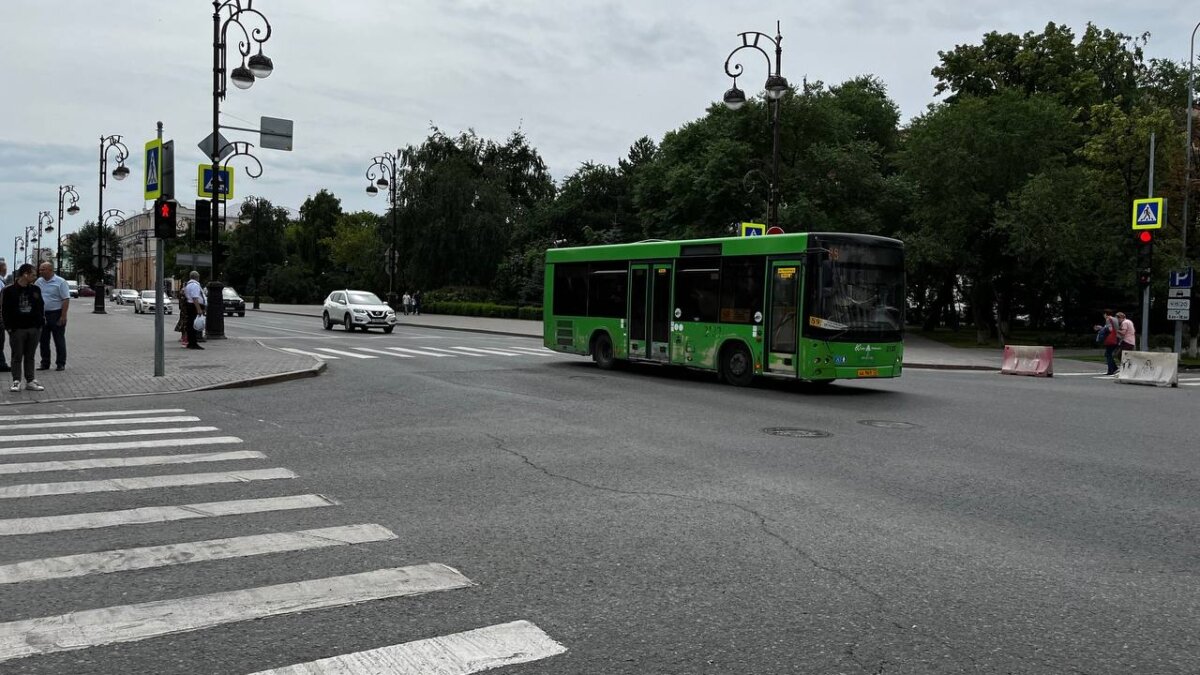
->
[649,263,672,362]
[765,260,802,376]
[628,264,649,359]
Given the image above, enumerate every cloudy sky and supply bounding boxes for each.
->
[0,0,1195,267]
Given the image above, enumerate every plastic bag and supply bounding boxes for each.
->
[193,315,206,332]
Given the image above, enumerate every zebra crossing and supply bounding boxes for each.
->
[275,342,560,362]
[0,407,565,672]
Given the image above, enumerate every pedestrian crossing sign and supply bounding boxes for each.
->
[1132,197,1164,230]
[740,222,766,237]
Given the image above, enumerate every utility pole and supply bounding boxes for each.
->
[154,121,166,377]
[1143,133,1155,352]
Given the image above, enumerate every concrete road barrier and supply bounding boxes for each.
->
[1001,345,1054,377]
[1116,350,1179,387]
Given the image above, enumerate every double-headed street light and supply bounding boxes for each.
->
[365,151,402,309]
[209,0,275,339]
[36,211,54,267]
[56,185,81,268]
[722,21,789,231]
[95,134,130,314]
[22,225,36,267]
[12,237,23,272]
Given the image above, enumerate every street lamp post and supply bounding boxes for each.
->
[22,225,36,267]
[365,151,402,309]
[96,135,130,314]
[209,0,274,339]
[56,185,81,269]
[12,237,24,272]
[722,21,790,231]
[36,211,54,267]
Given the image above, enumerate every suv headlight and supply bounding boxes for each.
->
[352,308,367,314]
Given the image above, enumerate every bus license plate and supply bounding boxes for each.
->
[857,369,879,377]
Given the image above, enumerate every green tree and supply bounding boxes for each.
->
[225,196,290,296]
[64,222,121,286]
[295,189,343,281]
[324,210,386,293]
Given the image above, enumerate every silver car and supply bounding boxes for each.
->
[133,290,172,314]
[117,289,139,305]
[322,290,397,333]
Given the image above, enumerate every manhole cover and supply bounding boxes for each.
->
[763,427,831,439]
[858,420,920,429]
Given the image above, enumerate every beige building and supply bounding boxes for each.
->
[114,204,231,291]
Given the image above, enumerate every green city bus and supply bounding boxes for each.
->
[543,232,904,386]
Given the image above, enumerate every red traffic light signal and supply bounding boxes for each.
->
[1137,230,1153,244]
[153,198,177,239]
[159,202,173,218]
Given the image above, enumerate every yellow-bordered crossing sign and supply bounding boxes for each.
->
[740,222,766,237]
[1132,197,1164,230]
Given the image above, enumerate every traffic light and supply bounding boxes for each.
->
[194,199,211,240]
[1137,268,1152,287]
[1136,230,1153,288]
[153,198,177,239]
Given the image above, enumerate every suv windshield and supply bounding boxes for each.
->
[348,292,383,305]
[222,288,240,298]
[804,237,905,343]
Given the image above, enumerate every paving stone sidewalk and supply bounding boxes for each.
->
[1,308,321,406]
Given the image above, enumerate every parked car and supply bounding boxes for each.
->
[134,290,172,314]
[79,286,96,297]
[322,290,397,333]
[222,287,246,317]
[66,280,79,298]
[116,289,139,305]
[109,288,121,301]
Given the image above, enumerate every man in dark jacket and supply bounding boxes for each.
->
[2,264,46,392]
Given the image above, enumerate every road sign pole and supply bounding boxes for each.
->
[1142,133,1155,351]
[154,122,166,377]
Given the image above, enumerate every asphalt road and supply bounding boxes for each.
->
[2,309,1197,674]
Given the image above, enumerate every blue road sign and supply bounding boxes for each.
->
[1170,268,1194,289]
[740,222,765,237]
[1132,197,1164,230]
[144,139,162,200]
[197,165,234,199]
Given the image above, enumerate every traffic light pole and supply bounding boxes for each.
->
[154,122,165,377]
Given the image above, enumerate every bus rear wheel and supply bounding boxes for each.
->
[592,333,616,370]
[722,343,755,387]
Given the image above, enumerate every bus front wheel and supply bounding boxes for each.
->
[592,333,616,370]
[722,343,755,387]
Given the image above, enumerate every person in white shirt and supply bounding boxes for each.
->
[35,262,70,371]
[182,271,207,350]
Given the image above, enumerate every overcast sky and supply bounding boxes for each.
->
[1,0,1196,267]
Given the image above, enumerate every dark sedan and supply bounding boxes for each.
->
[222,287,246,317]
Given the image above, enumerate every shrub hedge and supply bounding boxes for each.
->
[422,301,542,321]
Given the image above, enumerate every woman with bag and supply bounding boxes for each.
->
[1093,309,1121,375]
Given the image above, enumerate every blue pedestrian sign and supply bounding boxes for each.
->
[740,222,765,237]
[197,165,234,199]
[144,139,162,200]
[1170,268,1194,289]
[1131,197,1164,230]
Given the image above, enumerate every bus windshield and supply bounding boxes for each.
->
[805,239,904,343]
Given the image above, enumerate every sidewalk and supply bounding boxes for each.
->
[1,308,322,406]
[253,303,1059,371]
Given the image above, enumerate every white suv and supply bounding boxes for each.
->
[322,290,397,333]
[134,290,172,314]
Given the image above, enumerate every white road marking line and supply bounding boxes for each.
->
[1181,381,1200,386]
[0,494,338,537]
[0,564,474,663]
[0,408,186,422]
[280,347,339,360]
[0,415,200,432]
[450,346,523,356]
[0,436,243,458]
[0,450,267,476]
[499,346,557,356]
[0,523,396,585]
[420,346,478,356]
[1053,372,1106,377]
[388,346,456,357]
[0,426,220,444]
[249,620,566,675]
[353,347,414,358]
[313,347,377,359]
[0,467,297,500]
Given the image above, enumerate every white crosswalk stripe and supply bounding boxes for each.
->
[0,494,339,536]
[0,415,200,431]
[0,450,267,475]
[0,524,397,585]
[0,467,297,500]
[449,346,524,356]
[389,346,456,357]
[249,620,566,674]
[0,425,219,444]
[0,564,475,663]
[0,408,186,422]
[353,347,414,358]
[500,346,557,356]
[279,347,340,359]
[0,435,243,457]
[420,346,477,356]
[313,347,378,359]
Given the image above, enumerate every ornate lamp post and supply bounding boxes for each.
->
[22,225,37,267]
[365,151,402,309]
[13,237,24,271]
[56,185,81,268]
[208,0,274,339]
[95,134,130,314]
[35,212,54,266]
[722,21,790,231]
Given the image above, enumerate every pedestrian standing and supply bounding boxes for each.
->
[402,291,412,316]
[3,264,46,392]
[35,262,70,371]
[0,260,9,373]
[1093,309,1121,375]
[413,290,421,316]
[183,271,207,350]
[1116,311,1137,358]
